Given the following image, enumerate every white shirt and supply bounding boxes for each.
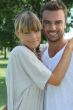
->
[6,46,52,110]
[42,46,73,110]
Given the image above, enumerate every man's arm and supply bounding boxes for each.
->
[47,38,73,85]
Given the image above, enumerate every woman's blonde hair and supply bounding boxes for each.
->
[14,11,42,34]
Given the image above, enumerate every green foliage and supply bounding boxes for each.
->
[62,0,73,32]
[0,0,25,49]
[0,0,73,48]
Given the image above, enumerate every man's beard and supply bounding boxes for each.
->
[45,31,64,43]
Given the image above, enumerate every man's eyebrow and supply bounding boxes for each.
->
[44,20,63,23]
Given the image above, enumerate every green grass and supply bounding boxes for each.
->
[0,77,7,110]
[0,52,10,110]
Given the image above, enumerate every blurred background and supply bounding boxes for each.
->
[0,0,73,109]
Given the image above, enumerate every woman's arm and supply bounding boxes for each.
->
[47,38,73,85]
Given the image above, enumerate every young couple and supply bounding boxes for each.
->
[3,1,73,110]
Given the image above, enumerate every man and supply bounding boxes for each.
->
[41,1,73,110]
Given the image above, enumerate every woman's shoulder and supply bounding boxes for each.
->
[11,46,26,54]
[9,46,26,59]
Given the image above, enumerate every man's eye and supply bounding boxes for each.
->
[55,21,62,25]
[44,21,48,24]
[43,20,51,25]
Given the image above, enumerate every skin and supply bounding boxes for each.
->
[16,31,41,51]
[42,10,67,57]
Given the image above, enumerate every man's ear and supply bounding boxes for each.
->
[65,20,67,29]
[65,24,66,29]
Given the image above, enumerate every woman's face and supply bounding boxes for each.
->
[16,31,41,49]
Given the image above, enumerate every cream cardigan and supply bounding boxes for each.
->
[6,46,51,110]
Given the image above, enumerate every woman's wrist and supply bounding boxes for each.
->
[66,42,73,51]
[66,38,73,51]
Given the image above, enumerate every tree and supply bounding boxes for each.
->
[0,0,25,58]
[0,0,73,58]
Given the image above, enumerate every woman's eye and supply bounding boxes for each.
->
[24,32,29,34]
[35,30,41,32]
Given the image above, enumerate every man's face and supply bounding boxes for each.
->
[42,10,66,42]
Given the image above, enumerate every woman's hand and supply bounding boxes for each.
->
[67,38,73,50]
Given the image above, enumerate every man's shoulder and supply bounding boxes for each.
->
[40,43,48,53]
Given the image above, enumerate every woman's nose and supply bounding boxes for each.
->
[30,32,36,38]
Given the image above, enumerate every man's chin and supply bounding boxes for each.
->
[47,38,61,43]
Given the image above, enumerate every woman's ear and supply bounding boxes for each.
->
[15,31,20,38]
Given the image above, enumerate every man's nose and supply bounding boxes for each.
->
[50,23,56,30]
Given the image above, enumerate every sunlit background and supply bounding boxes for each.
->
[65,8,73,39]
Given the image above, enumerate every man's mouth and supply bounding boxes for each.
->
[49,32,57,36]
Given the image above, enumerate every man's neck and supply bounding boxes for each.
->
[48,39,68,57]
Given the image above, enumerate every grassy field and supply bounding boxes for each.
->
[0,52,10,110]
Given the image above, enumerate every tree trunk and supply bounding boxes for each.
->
[4,47,7,59]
